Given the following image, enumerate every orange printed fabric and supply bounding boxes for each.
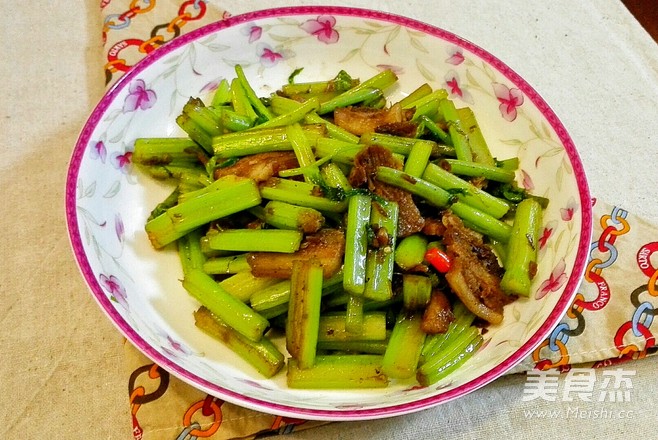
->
[101,0,229,86]
[510,199,658,373]
[125,343,329,440]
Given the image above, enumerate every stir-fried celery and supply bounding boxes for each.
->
[135,64,549,389]
[343,194,372,296]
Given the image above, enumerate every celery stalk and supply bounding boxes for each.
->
[182,270,269,342]
[194,306,284,378]
[402,274,433,310]
[207,229,303,253]
[202,254,250,275]
[403,141,433,178]
[177,228,206,275]
[500,198,543,296]
[450,201,512,243]
[439,98,473,162]
[422,163,511,219]
[345,294,365,334]
[318,311,387,342]
[363,200,399,302]
[440,159,516,183]
[418,115,453,147]
[287,355,388,389]
[417,328,482,386]
[396,83,433,108]
[211,124,326,158]
[133,137,205,167]
[360,132,446,157]
[375,166,453,208]
[262,200,325,234]
[286,122,323,185]
[219,271,280,303]
[457,107,495,166]
[254,98,319,130]
[259,177,347,213]
[343,194,371,296]
[382,311,427,379]
[394,234,429,271]
[230,77,259,122]
[209,78,231,107]
[317,69,398,115]
[286,260,324,369]
[235,64,274,121]
[145,176,261,248]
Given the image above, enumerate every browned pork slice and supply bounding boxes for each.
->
[421,217,447,237]
[213,151,299,182]
[421,289,455,334]
[333,103,414,136]
[247,228,345,279]
[442,212,515,325]
[375,121,419,138]
[348,145,425,237]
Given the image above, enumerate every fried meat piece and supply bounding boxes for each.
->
[247,229,345,279]
[333,103,414,136]
[421,217,447,237]
[375,121,419,138]
[348,145,425,237]
[421,289,455,334]
[213,151,299,182]
[442,212,514,324]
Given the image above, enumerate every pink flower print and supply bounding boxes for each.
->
[241,24,262,43]
[161,335,193,358]
[257,43,284,67]
[444,71,473,104]
[155,330,195,359]
[446,77,461,96]
[493,82,524,122]
[100,274,128,309]
[110,151,132,174]
[538,221,556,250]
[199,78,221,95]
[445,47,465,65]
[115,213,125,243]
[560,197,578,221]
[122,79,157,113]
[521,169,534,191]
[536,259,568,299]
[376,64,404,75]
[90,140,107,163]
[300,15,339,44]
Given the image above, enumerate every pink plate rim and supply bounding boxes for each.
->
[65,6,593,420]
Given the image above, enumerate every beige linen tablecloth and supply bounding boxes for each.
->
[1,1,657,439]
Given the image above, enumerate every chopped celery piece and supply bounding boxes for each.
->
[145,176,261,248]
[287,355,389,389]
[500,198,543,296]
[286,260,324,369]
[182,270,269,342]
[194,306,284,378]
[207,229,303,253]
[343,194,371,296]
[382,311,426,379]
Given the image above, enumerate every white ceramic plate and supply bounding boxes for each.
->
[66,6,592,420]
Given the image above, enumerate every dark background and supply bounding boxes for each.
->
[622,0,658,41]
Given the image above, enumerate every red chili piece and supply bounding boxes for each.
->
[424,247,452,273]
